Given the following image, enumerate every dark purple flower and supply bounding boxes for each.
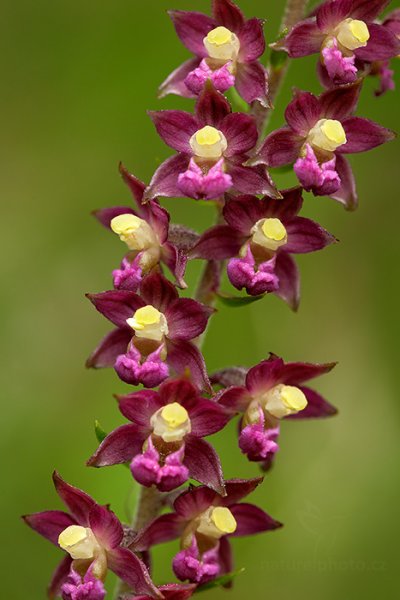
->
[145,85,278,202]
[88,378,231,495]
[86,272,213,391]
[132,478,281,584]
[282,0,400,86]
[217,355,337,465]
[22,472,160,599]
[191,188,336,309]
[255,83,395,209]
[160,0,268,106]
[126,583,196,600]
[93,163,188,290]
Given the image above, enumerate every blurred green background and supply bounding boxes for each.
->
[1,0,399,597]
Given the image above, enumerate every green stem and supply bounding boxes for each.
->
[253,0,309,135]
[113,487,163,599]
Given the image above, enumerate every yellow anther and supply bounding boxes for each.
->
[308,119,347,152]
[111,214,141,236]
[126,305,168,342]
[262,218,287,242]
[321,120,347,146]
[251,218,287,252]
[58,526,99,560]
[195,126,222,147]
[110,213,157,251]
[206,26,232,46]
[131,305,161,329]
[280,386,308,412]
[336,18,370,51]
[349,20,370,44]
[261,383,308,419]
[161,403,189,428]
[190,126,228,160]
[211,507,237,534]
[204,26,240,61]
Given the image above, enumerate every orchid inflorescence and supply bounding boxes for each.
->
[23,1,398,599]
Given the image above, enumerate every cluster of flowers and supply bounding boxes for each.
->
[24,1,397,599]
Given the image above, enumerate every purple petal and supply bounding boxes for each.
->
[166,298,213,341]
[190,225,244,260]
[167,339,211,393]
[277,361,336,385]
[350,0,391,21]
[319,82,361,121]
[257,128,303,167]
[195,84,231,127]
[217,386,252,413]
[235,61,268,105]
[140,271,179,312]
[221,113,258,157]
[284,91,321,135]
[108,546,161,598]
[262,187,303,220]
[287,385,337,419]
[161,242,188,289]
[383,9,400,36]
[147,201,170,245]
[357,23,400,61]
[223,195,266,233]
[87,290,143,328]
[119,163,147,207]
[330,154,358,210]
[229,163,280,197]
[218,537,233,579]
[285,217,336,253]
[148,111,198,153]
[132,513,185,551]
[89,504,123,550]
[168,10,215,56]
[283,18,325,57]
[274,252,300,311]
[159,378,198,405]
[159,58,200,99]
[340,117,395,153]
[212,0,245,32]
[316,0,352,32]
[118,389,162,426]
[86,328,132,369]
[93,206,135,229]
[53,472,95,525]
[216,477,264,506]
[145,154,190,200]
[23,510,76,546]
[238,18,265,62]
[173,486,218,519]
[245,357,285,394]
[229,503,282,536]
[87,424,144,467]
[186,398,231,437]
[184,436,225,495]
[48,556,72,599]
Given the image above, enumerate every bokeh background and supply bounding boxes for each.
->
[2,0,399,597]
